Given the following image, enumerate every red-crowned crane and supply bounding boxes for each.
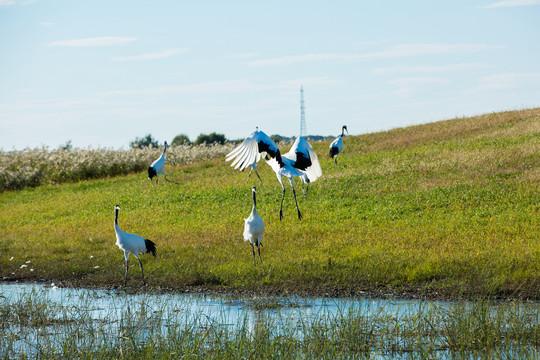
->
[226,129,322,220]
[114,204,157,286]
[148,141,168,183]
[244,186,265,264]
[329,125,348,164]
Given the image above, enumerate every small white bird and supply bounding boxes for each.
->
[114,204,157,286]
[226,130,322,220]
[148,141,168,183]
[243,187,265,264]
[329,125,348,164]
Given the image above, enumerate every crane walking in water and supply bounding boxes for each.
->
[226,129,321,220]
[148,141,168,183]
[244,187,265,264]
[114,204,157,286]
[329,125,348,164]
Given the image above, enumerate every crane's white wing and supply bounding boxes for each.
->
[283,137,322,182]
[226,130,283,172]
[150,153,166,176]
[330,136,343,151]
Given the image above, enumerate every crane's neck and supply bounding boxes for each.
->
[252,191,258,214]
[115,208,119,225]
[341,127,345,137]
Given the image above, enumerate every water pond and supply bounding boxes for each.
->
[0,282,444,330]
[1,282,538,358]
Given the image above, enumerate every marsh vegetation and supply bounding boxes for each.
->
[1,284,540,359]
[0,142,235,192]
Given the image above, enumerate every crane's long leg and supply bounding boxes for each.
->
[251,243,257,265]
[279,186,286,221]
[247,168,263,185]
[301,182,310,199]
[292,186,302,220]
[137,258,146,285]
[124,259,129,287]
[257,244,263,264]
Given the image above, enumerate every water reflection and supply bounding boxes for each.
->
[1,282,447,341]
[0,282,455,357]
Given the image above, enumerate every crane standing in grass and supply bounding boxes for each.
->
[226,129,322,220]
[114,204,157,286]
[148,141,168,183]
[244,187,265,264]
[329,125,348,164]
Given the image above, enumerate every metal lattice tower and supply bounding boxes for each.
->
[299,85,307,137]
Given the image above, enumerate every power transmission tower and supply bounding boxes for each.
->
[300,85,307,137]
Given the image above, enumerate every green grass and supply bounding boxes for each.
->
[0,108,539,298]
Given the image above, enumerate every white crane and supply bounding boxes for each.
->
[148,141,168,183]
[226,129,322,220]
[329,125,348,164]
[243,186,265,264]
[114,204,157,286]
[235,127,264,184]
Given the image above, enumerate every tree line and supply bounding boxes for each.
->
[130,133,229,149]
[130,133,334,149]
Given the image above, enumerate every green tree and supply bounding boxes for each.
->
[171,133,191,146]
[58,140,73,150]
[130,134,159,149]
[194,132,226,145]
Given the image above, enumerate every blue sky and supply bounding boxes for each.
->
[1,0,539,150]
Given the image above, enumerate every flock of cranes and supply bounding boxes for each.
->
[113,126,348,285]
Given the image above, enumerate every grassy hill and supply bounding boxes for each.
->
[1,108,539,299]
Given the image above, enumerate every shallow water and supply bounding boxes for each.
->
[4,282,536,358]
[0,282,446,329]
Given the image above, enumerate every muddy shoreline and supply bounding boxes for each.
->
[2,276,537,302]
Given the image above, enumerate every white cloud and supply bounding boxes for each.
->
[0,0,35,6]
[0,97,109,112]
[229,52,259,59]
[355,39,397,47]
[359,43,502,59]
[99,79,257,96]
[247,54,341,67]
[247,43,502,67]
[0,0,15,7]
[481,0,540,8]
[387,77,449,97]
[99,77,338,97]
[277,76,340,88]
[372,63,494,75]
[387,77,449,86]
[48,36,137,47]
[112,48,188,61]
[477,73,540,90]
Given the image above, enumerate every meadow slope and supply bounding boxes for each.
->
[1,108,539,299]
